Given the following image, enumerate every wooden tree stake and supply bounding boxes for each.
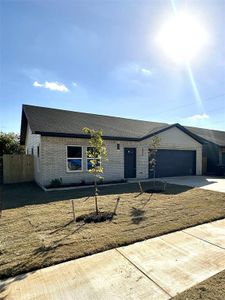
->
[71,200,76,223]
[113,196,120,215]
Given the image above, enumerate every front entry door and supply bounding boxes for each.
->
[124,148,136,178]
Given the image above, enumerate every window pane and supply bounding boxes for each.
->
[87,158,100,170]
[67,159,82,171]
[67,146,82,158]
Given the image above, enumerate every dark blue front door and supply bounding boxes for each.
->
[124,148,136,178]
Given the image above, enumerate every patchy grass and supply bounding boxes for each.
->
[0,181,225,279]
[173,270,225,300]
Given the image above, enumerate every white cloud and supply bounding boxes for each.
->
[141,68,152,76]
[186,113,209,121]
[112,63,153,84]
[33,81,69,92]
[33,81,43,87]
[72,81,78,87]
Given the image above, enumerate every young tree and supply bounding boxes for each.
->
[149,136,161,181]
[0,132,24,156]
[83,127,108,215]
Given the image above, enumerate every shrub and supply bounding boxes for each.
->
[50,178,62,188]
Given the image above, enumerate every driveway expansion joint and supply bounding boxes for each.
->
[182,230,225,251]
[115,248,172,298]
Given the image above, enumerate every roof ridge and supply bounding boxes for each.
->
[185,125,225,133]
[23,104,168,125]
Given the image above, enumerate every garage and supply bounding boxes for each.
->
[150,149,196,178]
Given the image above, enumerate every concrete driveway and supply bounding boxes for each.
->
[1,219,225,300]
[162,176,225,193]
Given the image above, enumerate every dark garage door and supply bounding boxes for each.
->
[151,149,196,178]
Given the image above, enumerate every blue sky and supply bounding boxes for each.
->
[1,0,225,133]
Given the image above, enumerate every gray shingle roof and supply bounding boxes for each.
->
[186,126,225,147]
[20,105,225,146]
[21,105,169,140]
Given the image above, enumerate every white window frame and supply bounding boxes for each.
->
[66,145,83,172]
[86,146,101,171]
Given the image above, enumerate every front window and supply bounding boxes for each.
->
[87,147,101,170]
[67,146,83,172]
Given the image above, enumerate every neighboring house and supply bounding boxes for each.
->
[186,126,225,174]
[20,105,205,187]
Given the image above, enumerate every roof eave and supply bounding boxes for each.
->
[35,131,140,142]
[174,124,204,144]
[140,123,204,144]
[35,123,204,144]
[20,108,28,145]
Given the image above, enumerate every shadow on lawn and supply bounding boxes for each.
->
[0,222,84,281]
[0,272,28,299]
[2,181,193,210]
[47,223,86,247]
[130,207,146,224]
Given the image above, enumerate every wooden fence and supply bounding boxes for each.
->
[3,154,34,184]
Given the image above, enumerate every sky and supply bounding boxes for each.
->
[0,0,225,133]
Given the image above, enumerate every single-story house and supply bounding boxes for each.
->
[19,105,223,187]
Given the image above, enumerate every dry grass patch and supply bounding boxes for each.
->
[173,270,225,300]
[0,182,225,279]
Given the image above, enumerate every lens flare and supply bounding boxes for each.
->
[157,12,208,63]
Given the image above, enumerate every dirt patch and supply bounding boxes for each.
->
[76,211,114,223]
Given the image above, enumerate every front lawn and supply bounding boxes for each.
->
[1,181,225,279]
[173,269,225,300]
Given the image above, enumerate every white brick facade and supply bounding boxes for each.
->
[26,126,202,187]
[25,125,42,184]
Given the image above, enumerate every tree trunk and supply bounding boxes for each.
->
[138,181,143,194]
[94,177,99,215]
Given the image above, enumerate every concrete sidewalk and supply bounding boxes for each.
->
[1,219,225,299]
[162,176,225,193]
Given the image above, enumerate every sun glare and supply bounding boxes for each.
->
[157,13,208,63]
